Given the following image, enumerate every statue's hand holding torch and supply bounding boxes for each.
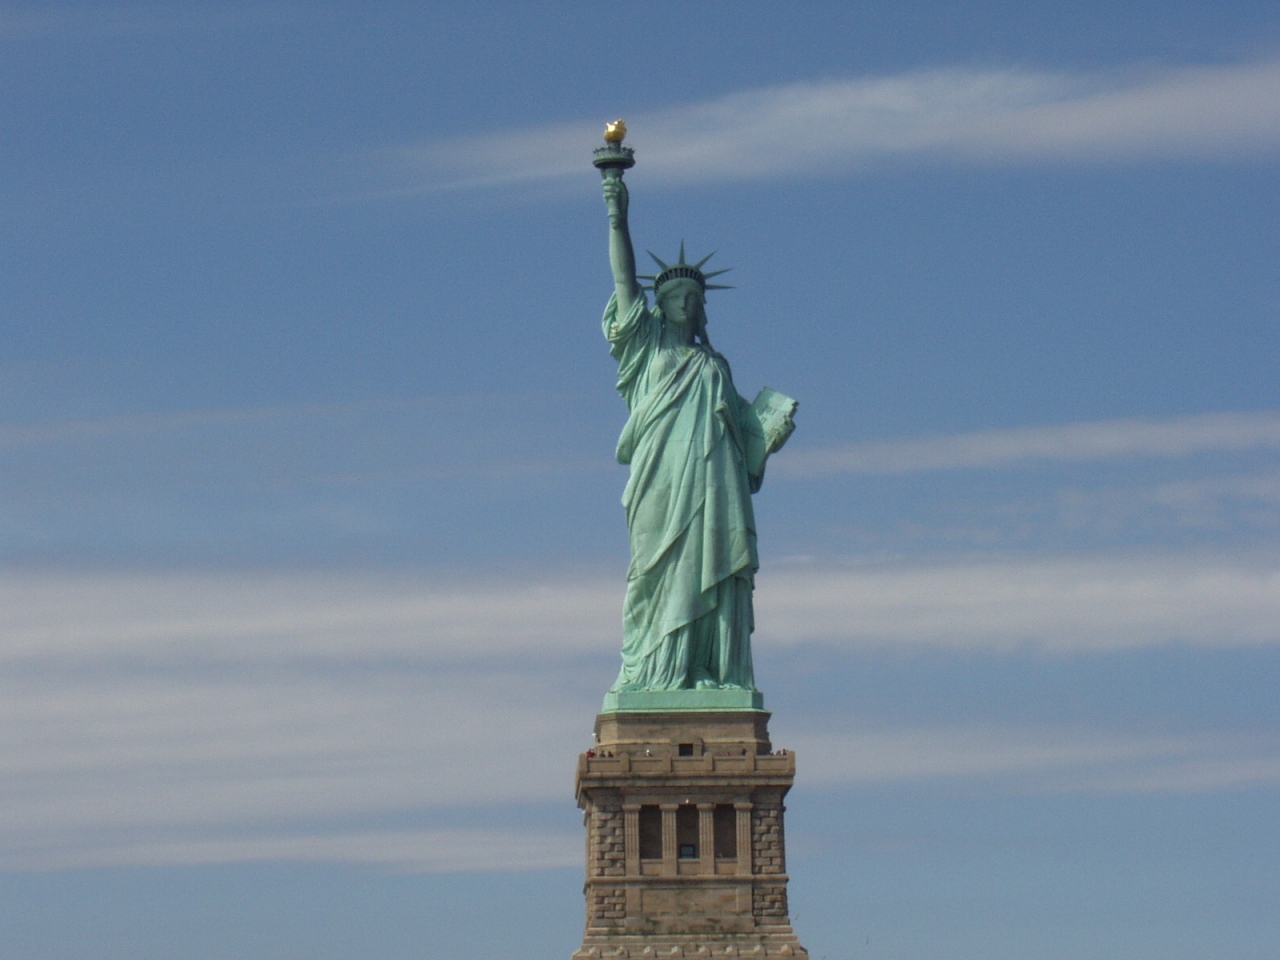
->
[594,119,635,228]
[603,176,628,229]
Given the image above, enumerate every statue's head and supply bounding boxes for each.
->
[641,243,732,344]
[656,277,706,333]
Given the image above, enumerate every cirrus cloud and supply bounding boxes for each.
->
[781,410,1280,477]
[386,58,1280,193]
[4,550,1278,871]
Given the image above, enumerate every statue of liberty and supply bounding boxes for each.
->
[595,122,797,704]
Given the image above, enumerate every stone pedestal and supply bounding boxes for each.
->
[572,710,808,959]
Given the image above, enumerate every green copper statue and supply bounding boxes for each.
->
[595,122,797,708]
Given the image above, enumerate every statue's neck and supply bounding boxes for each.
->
[661,321,696,347]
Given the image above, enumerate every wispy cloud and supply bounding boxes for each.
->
[0,569,617,663]
[5,399,1276,564]
[762,555,1280,652]
[782,411,1280,477]
[1034,469,1280,543]
[4,550,1276,870]
[1,665,595,870]
[0,392,608,483]
[4,552,1278,667]
[11,403,1273,477]
[2,827,580,873]
[6,652,1274,869]
[388,58,1280,192]
[11,710,1273,871]
[792,727,1280,794]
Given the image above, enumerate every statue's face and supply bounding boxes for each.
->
[658,279,703,327]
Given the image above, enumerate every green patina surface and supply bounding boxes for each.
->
[595,128,796,714]
[601,689,766,714]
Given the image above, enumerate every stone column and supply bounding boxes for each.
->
[623,803,640,876]
[697,803,715,874]
[660,804,678,877]
[735,802,753,875]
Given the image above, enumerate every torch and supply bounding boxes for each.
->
[592,119,635,181]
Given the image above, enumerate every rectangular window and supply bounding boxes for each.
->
[713,804,737,859]
[638,806,662,860]
[676,804,699,859]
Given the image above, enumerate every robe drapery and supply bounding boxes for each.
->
[603,292,759,692]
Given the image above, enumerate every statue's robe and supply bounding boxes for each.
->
[604,292,758,692]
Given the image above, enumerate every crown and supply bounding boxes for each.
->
[639,242,733,295]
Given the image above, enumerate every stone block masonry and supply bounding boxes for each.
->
[572,711,808,960]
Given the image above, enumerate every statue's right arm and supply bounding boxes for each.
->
[604,177,640,317]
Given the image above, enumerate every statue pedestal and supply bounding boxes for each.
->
[572,710,809,959]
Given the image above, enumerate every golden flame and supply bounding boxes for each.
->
[603,119,627,144]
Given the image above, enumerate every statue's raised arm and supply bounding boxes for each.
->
[598,121,639,316]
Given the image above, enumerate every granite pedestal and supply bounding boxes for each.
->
[572,708,808,959]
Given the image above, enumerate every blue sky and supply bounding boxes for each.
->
[2,2,1278,958]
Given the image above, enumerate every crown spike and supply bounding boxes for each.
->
[646,244,734,296]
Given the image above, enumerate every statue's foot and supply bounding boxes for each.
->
[694,678,718,690]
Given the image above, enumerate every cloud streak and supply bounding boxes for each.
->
[4,551,1278,667]
[0,569,618,663]
[1,666,594,870]
[762,555,1280,652]
[2,827,580,873]
[392,58,1280,192]
[782,410,1280,477]
[6,655,1274,871]
[792,727,1280,795]
[5,551,1277,870]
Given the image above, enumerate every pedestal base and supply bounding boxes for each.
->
[572,710,808,960]
[573,935,806,960]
